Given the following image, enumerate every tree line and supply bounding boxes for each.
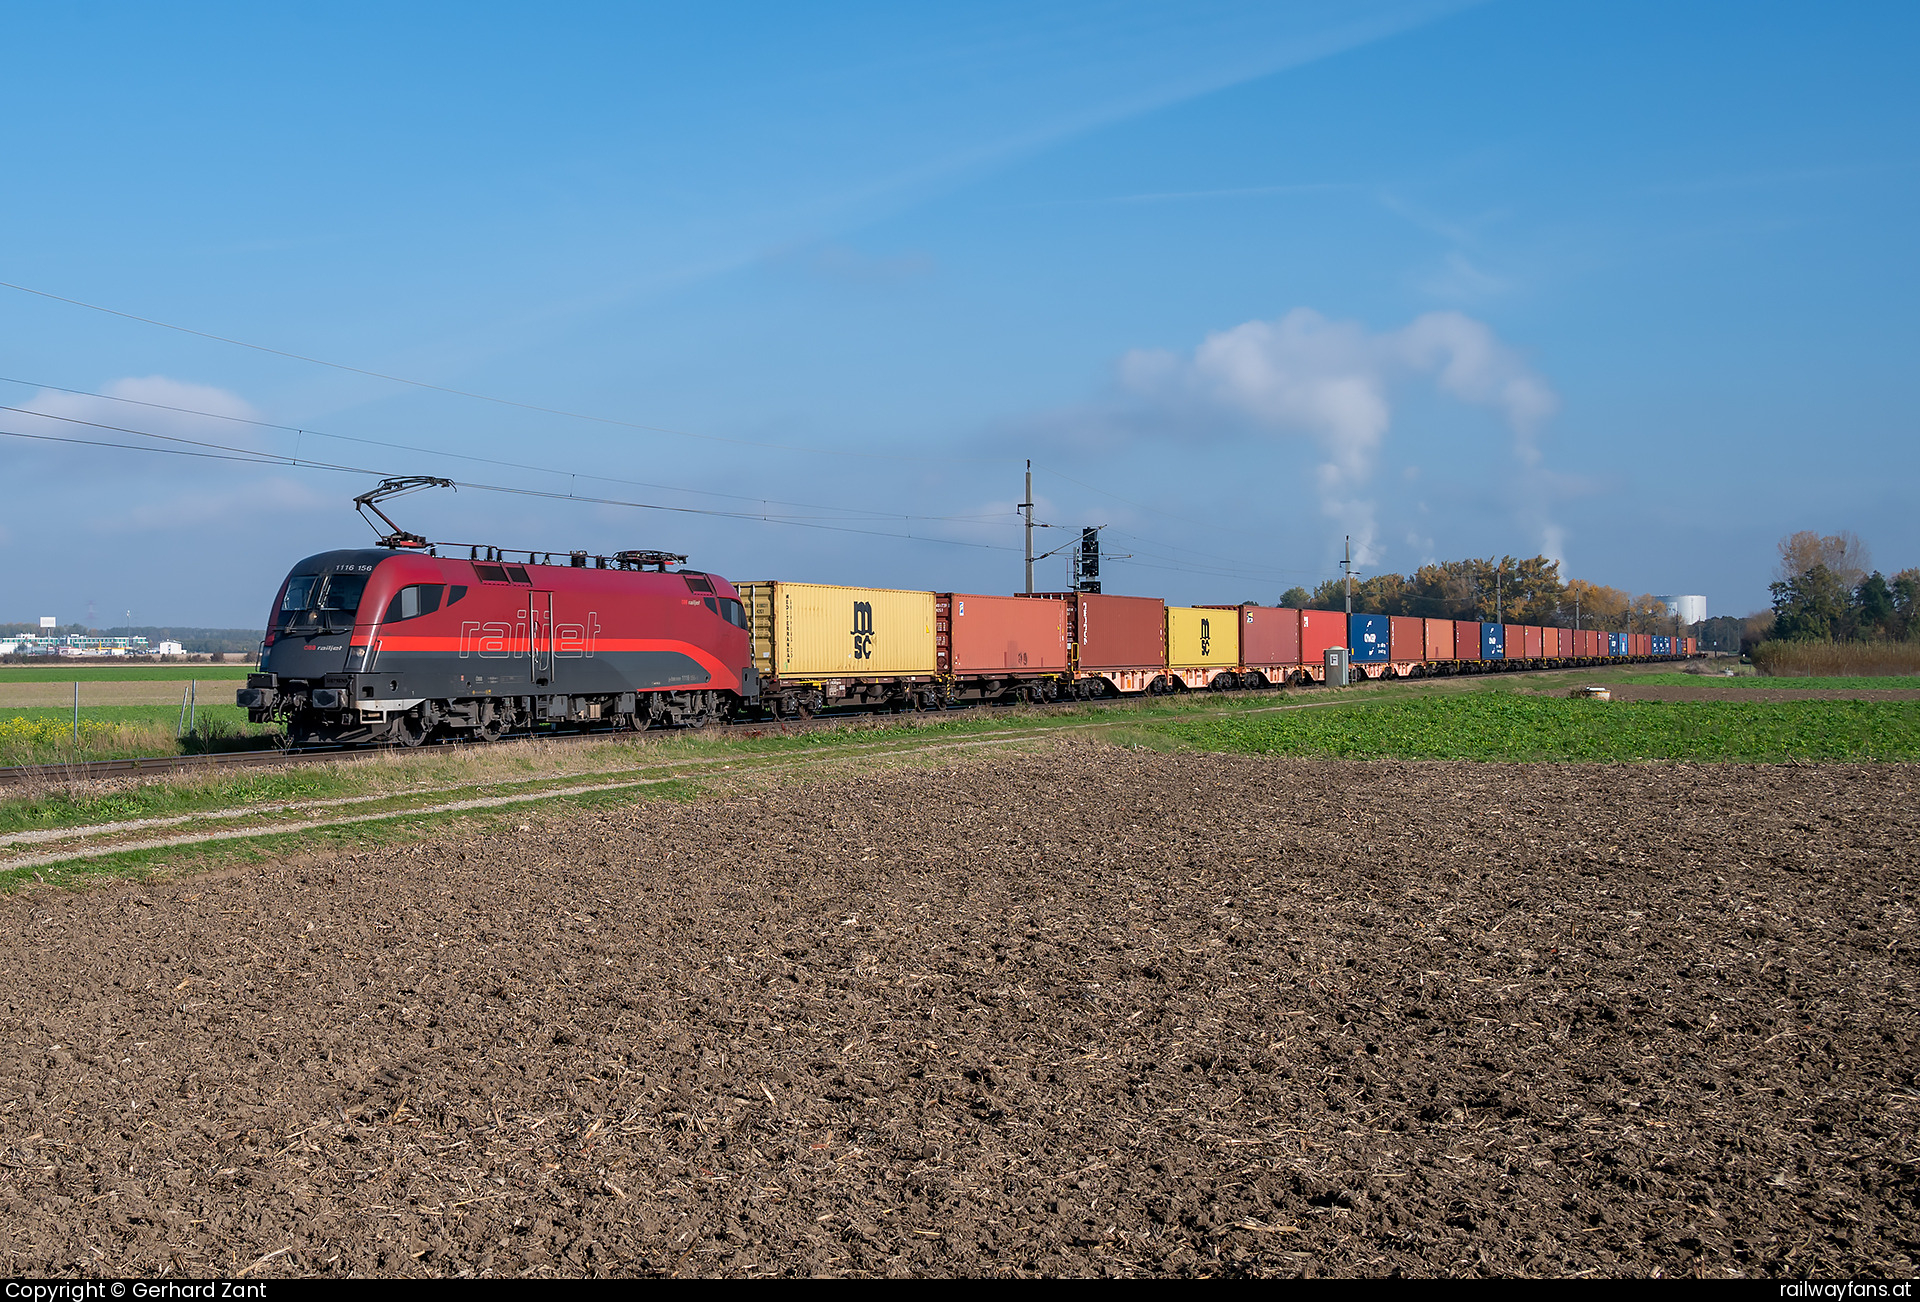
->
[1275,556,1680,631]
[1765,530,1919,643]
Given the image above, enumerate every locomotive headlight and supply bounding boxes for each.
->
[343,646,370,671]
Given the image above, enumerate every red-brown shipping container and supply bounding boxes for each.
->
[1454,619,1483,660]
[1523,625,1543,658]
[1545,627,1563,657]
[937,593,1069,676]
[1238,606,1301,667]
[1300,609,1346,666]
[1071,593,1165,670]
[1388,616,1424,662]
[1503,624,1527,659]
[1423,617,1455,660]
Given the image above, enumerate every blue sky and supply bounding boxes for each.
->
[2,1,1914,627]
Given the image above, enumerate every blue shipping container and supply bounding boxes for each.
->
[1608,632,1625,656]
[1349,613,1390,663]
[1482,623,1505,659]
[1653,635,1671,655]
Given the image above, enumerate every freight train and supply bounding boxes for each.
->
[238,543,1698,746]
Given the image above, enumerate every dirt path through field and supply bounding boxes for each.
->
[0,745,1914,1277]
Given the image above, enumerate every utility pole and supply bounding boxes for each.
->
[1021,460,1034,596]
[1343,536,1353,615]
[1496,563,1503,623]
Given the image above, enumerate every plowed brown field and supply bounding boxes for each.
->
[2,743,1916,1278]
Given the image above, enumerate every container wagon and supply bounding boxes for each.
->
[1349,613,1390,676]
[936,592,1071,703]
[1167,606,1241,689]
[1060,592,1167,695]
[739,580,937,716]
[1298,609,1346,681]
[1389,616,1424,673]
[1232,605,1302,687]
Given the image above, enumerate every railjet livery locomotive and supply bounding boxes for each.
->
[237,547,758,747]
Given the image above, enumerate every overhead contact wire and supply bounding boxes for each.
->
[0,280,996,464]
[0,424,1021,552]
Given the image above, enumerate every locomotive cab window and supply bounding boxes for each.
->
[281,575,320,614]
[276,572,367,630]
[446,584,468,607]
[717,597,747,629]
[386,584,446,622]
[317,573,368,613]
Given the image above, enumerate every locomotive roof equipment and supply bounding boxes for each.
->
[353,476,455,550]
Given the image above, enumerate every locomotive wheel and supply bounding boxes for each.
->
[479,714,506,742]
[394,714,429,748]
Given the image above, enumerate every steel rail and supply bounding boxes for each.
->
[0,658,1666,788]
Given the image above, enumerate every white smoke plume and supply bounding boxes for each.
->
[1119,309,1558,563]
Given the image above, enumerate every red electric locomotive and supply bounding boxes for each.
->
[238,545,758,746]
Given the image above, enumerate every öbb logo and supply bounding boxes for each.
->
[851,601,875,660]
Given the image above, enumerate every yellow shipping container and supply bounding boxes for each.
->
[738,581,937,679]
[1166,606,1239,668]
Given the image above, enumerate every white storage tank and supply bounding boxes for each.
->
[1656,594,1707,625]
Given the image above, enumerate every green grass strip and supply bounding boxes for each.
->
[1627,674,1920,690]
[1156,693,1920,762]
[0,666,253,682]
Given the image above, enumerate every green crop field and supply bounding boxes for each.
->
[0,665,253,682]
[1157,693,1920,762]
[1627,673,1920,690]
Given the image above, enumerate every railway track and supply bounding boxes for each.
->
[0,660,1653,788]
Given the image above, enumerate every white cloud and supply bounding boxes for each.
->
[8,375,271,467]
[1118,308,1559,563]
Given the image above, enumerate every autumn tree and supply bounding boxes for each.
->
[1777,530,1870,588]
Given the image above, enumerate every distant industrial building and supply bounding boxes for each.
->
[1656,595,1708,625]
[0,633,155,656]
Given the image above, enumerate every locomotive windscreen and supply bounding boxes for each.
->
[278,572,369,631]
